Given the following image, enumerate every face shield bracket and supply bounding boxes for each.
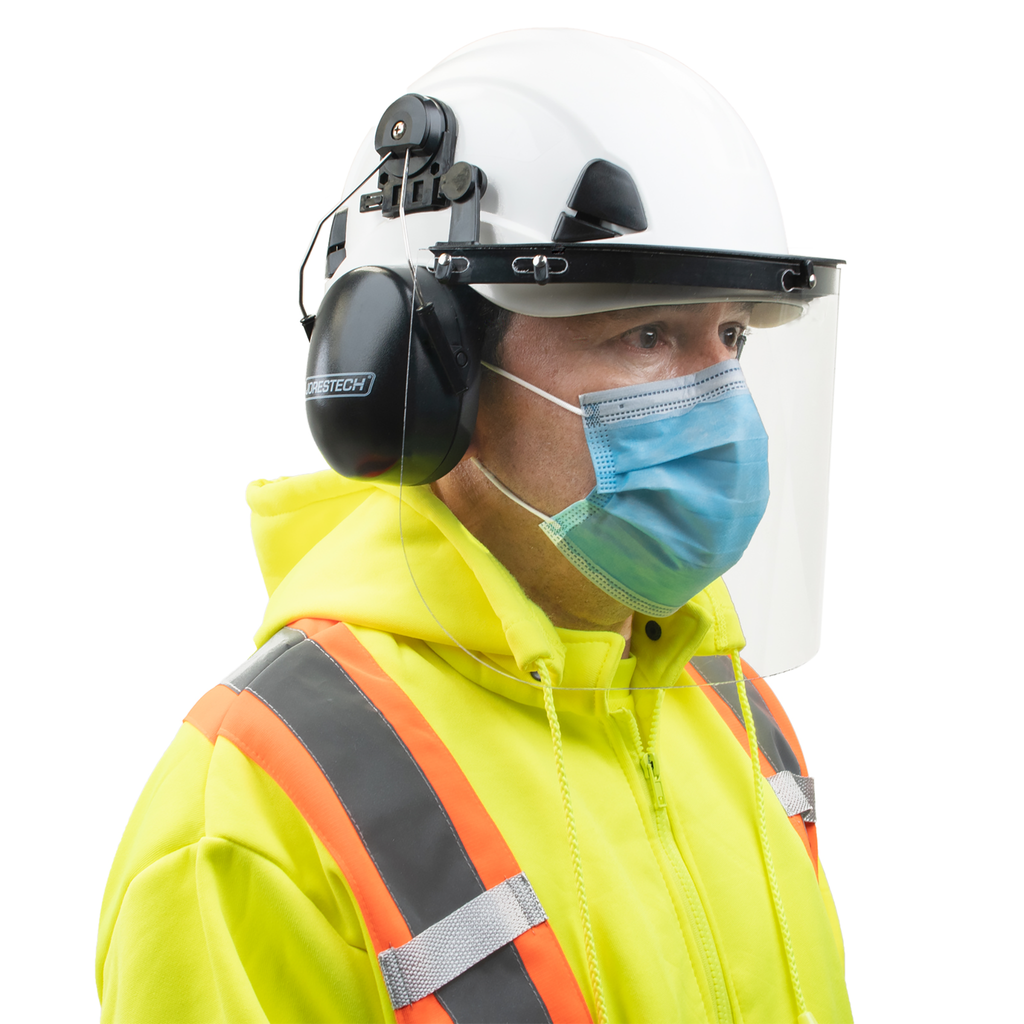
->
[427,244,842,298]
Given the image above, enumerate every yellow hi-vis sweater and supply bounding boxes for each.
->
[97,471,853,1023]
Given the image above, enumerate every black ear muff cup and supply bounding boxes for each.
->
[305,265,482,486]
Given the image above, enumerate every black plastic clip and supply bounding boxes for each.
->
[432,252,470,283]
[325,210,348,278]
[435,252,453,282]
[511,255,568,284]
[781,259,817,292]
[415,301,470,394]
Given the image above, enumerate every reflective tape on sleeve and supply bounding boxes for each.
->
[768,770,816,823]
[219,626,307,693]
[379,873,548,1011]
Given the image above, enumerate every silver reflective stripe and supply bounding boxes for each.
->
[378,873,547,1010]
[219,626,307,693]
[768,770,816,823]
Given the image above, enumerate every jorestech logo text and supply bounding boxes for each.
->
[305,373,376,399]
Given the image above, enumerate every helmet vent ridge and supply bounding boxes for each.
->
[551,158,647,243]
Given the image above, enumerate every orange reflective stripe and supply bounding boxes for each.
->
[311,621,592,1024]
[184,683,237,743]
[183,623,590,1022]
[314,623,520,889]
[688,659,819,876]
[216,687,453,1023]
[804,820,818,872]
[513,923,591,1024]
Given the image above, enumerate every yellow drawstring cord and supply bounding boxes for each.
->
[731,652,816,1024]
[540,670,608,1024]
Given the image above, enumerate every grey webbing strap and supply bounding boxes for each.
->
[378,873,547,1011]
[768,770,816,823]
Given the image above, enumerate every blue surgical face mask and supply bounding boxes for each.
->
[475,359,770,617]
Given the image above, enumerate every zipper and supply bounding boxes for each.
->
[640,751,665,808]
[634,727,734,1024]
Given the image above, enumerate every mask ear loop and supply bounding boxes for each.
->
[469,457,556,524]
[480,361,584,417]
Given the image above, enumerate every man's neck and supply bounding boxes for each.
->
[432,461,634,653]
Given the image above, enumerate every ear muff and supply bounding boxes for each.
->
[305,265,484,485]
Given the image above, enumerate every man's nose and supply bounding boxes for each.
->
[674,329,735,377]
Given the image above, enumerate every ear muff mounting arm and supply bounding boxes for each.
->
[298,153,393,340]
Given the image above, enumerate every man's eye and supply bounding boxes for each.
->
[719,323,748,350]
[629,326,660,349]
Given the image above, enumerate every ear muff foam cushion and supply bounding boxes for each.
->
[305,266,482,485]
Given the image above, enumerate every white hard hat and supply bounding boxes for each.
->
[332,28,839,327]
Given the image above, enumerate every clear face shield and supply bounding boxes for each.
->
[301,116,843,695]
[396,241,842,691]
[408,228,842,682]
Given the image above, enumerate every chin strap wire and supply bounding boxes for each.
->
[397,149,424,308]
[392,152,550,693]
[731,651,816,1024]
[298,153,391,323]
[540,666,607,1024]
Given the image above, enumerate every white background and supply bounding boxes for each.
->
[3,1,1021,1020]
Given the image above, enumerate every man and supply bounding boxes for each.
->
[98,29,852,1024]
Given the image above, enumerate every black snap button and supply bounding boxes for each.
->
[645,620,662,641]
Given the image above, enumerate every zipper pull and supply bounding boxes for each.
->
[641,752,665,808]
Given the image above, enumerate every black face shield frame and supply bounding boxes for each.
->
[428,242,841,298]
